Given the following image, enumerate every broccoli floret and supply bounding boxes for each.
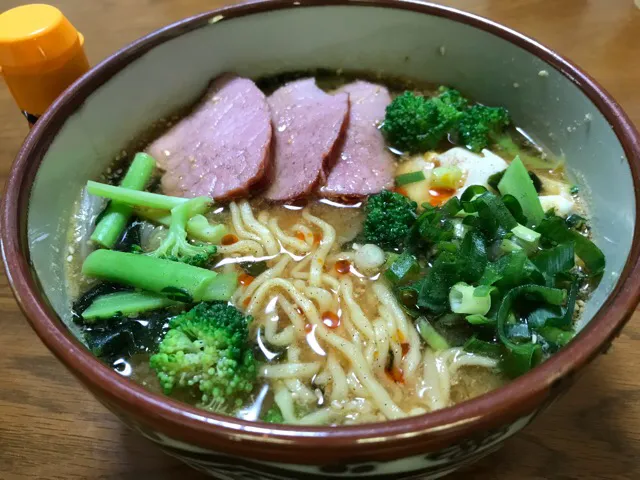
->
[382,91,464,153]
[150,302,256,413]
[148,197,217,267]
[261,404,284,424]
[364,190,417,251]
[457,104,511,153]
[437,86,469,110]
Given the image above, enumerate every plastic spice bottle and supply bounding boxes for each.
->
[0,4,89,127]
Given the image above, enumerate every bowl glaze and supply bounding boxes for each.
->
[2,1,640,479]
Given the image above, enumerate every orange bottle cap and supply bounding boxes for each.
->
[0,4,83,69]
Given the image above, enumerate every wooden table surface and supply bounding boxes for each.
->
[1,0,639,479]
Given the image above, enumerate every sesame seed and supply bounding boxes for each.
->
[66,255,73,262]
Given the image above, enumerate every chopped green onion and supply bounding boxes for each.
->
[464,336,502,358]
[430,166,463,190]
[497,284,566,377]
[498,156,545,227]
[500,238,523,253]
[416,317,450,351]
[531,242,575,283]
[395,170,426,186]
[537,326,574,347]
[466,314,495,326]
[418,251,459,313]
[536,215,605,275]
[385,251,420,284]
[449,282,492,315]
[460,230,487,284]
[511,224,541,254]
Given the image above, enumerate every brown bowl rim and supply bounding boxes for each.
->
[2,0,640,465]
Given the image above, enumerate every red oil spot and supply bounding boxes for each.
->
[295,231,306,241]
[321,311,340,329]
[395,187,408,197]
[295,307,304,316]
[401,343,410,359]
[386,366,405,384]
[221,234,239,245]
[304,323,313,333]
[335,259,351,274]
[429,187,456,206]
[313,232,323,244]
[242,297,250,307]
[239,274,254,286]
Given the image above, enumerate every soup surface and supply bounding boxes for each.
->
[65,70,603,425]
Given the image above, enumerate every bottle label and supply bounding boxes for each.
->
[22,110,40,127]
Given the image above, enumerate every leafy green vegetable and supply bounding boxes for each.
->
[488,168,543,194]
[82,291,178,322]
[91,153,156,248]
[82,250,238,302]
[497,157,545,227]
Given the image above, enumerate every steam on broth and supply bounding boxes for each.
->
[65,70,604,426]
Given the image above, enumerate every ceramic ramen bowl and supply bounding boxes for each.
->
[2,1,640,479]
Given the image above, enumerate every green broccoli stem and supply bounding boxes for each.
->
[90,153,156,248]
[82,291,178,322]
[82,250,238,301]
[86,181,195,210]
[187,215,228,244]
[136,210,228,244]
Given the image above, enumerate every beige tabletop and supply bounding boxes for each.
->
[1,0,639,479]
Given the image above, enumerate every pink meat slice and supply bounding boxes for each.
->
[264,78,349,202]
[320,81,395,198]
[147,74,272,200]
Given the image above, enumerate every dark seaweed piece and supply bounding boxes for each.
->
[114,219,142,252]
[160,287,193,303]
[254,327,286,363]
[487,169,543,193]
[239,261,268,277]
[83,309,176,364]
[255,68,339,94]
